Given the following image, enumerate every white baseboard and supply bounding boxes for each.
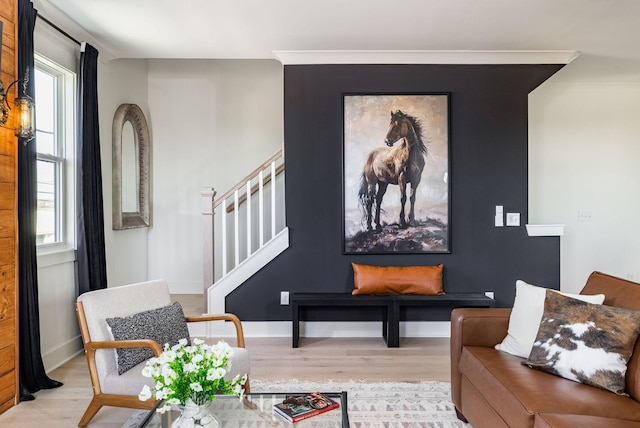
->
[189,321,451,339]
[208,229,290,315]
[400,321,451,337]
[43,336,84,373]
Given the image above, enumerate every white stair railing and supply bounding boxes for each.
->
[201,149,286,311]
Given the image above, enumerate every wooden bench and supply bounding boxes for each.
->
[291,292,495,348]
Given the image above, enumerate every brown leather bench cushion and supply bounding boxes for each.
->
[459,346,640,427]
[351,263,444,295]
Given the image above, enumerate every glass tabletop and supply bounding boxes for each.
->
[139,391,349,427]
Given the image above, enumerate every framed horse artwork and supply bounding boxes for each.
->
[342,93,451,254]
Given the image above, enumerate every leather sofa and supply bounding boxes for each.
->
[451,272,640,427]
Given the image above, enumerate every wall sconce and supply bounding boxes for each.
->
[0,67,35,144]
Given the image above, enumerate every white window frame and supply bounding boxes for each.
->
[34,53,76,256]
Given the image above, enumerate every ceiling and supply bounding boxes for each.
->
[35,0,640,81]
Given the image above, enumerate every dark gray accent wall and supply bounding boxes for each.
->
[226,64,563,322]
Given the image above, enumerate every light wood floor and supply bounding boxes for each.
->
[0,295,451,427]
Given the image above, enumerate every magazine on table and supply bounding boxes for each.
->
[273,392,340,423]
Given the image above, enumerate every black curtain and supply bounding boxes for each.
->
[76,43,107,295]
[17,0,62,401]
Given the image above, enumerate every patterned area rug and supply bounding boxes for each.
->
[253,380,471,428]
[124,379,471,427]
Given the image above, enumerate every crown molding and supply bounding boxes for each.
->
[273,50,580,66]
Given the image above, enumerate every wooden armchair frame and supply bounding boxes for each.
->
[75,301,250,427]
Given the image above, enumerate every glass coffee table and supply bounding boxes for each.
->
[138,391,349,427]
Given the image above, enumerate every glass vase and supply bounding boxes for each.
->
[172,401,219,428]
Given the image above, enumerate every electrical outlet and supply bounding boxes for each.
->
[280,291,289,305]
[485,291,495,299]
[578,211,592,222]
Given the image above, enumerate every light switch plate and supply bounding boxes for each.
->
[280,291,289,305]
[506,213,520,227]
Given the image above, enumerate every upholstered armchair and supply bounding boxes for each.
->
[75,280,250,427]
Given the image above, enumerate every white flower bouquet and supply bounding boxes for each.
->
[139,338,247,413]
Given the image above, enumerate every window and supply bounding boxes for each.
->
[34,55,75,250]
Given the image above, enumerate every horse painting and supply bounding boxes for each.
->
[358,110,427,231]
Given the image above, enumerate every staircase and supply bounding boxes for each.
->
[201,149,288,316]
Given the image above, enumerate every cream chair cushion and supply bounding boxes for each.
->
[77,280,250,396]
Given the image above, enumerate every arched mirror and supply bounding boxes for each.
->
[112,103,151,229]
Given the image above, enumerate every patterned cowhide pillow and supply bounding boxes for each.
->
[524,290,640,395]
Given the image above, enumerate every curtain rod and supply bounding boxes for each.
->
[37,14,81,46]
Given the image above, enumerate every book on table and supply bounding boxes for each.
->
[273,392,340,423]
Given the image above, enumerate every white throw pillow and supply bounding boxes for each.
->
[495,280,605,358]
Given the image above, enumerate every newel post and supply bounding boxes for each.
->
[201,187,216,312]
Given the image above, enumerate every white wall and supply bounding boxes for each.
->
[529,79,640,294]
[33,14,82,373]
[35,18,151,369]
[36,54,283,370]
[101,59,150,287]
[146,59,283,294]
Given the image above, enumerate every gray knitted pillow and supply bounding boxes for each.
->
[106,302,190,375]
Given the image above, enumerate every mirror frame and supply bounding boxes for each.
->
[112,103,151,229]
